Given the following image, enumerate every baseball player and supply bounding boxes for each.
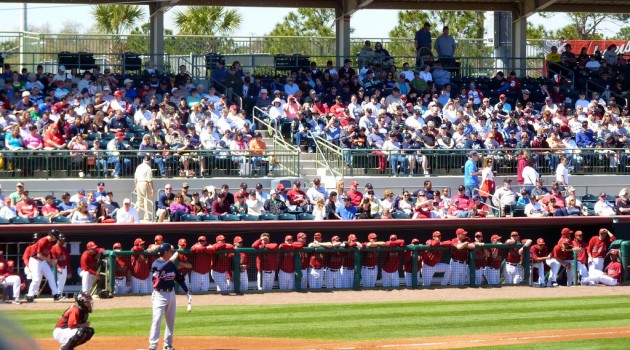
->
[252,233,279,290]
[381,235,405,288]
[546,238,574,286]
[307,232,327,289]
[210,235,233,294]
[450,228,476,286]
[278,235,298,290]
[22,233,39,282]
[112,243,132,295]
[504,231,532,285]
[325,236,345,289]
[341,234,359,288]
[486,235,504,285]
[26,230,63,302]
[581,249,622,286]
[0,251,22,304]
[572,231,589,280]
[148,243,191,350]
[473,232,489,286]
[403,238,422,288]
[190,236,212,292]
[558,227,573,245]
[296,232,309,289]
[50,234,71,296]
[53,292,95,350]
[361,233,386,288]
[587,228,616,272]
[174,239,192,285]
[147,235,164,267]
[130,238,152,294]
[230,236,250,292]
[530,238,549,287]
[421,231,452,287]
[80,241,104,294]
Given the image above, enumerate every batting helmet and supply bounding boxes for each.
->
[157,243,173,256]
[49,229,62,239]
[75,292,93,313]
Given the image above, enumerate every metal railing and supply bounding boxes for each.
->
[311,132,340,181]
[102,242,528,295]
[0,148,300,179]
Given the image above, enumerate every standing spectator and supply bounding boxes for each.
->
[555,155,570,189]
[134,157,154,222]
[434,26,456,68]
[464,151,481,196]
[521,158,539,194]
[414,22,433,65]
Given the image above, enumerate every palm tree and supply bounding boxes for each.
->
[173,6,242,36]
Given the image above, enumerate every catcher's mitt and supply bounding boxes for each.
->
[98,290,112,299]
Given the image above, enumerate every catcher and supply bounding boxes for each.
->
[53,292,95,350]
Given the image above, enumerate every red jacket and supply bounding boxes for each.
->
[252,239,278,271]
[381,240,405,273]
[190,243,213,274]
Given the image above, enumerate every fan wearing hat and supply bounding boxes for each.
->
[252,233,279,291]
[530,238,550,287]
[111,242,132,295]
[594,192,616,216]
[210,235,234,294]
[587,228,616,272]
[286,180,308,211]
[130,238,152,294]
[546,238,576,287]
[25,229,63,302]
[106,130,131,178]
[263,187,288,215]
[345,180,363,206]
[582,248,622,286]
[50,233,71,297]
[189,236,212,292]
[306,178,328,205]
[421,231,452,287]
[504,231,533,285]
[360,233,386,288]
[15,189,39,219]
[572,231,589,281]
[80,241,105,294]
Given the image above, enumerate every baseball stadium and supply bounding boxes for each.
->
[2,0,630,349]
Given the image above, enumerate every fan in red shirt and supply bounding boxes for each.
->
[361,233,386,288]
[80,241,104,294]
[381,234,405,288]
[50,235,72,296]
[581,249,622,286]
[285,181,308,211]
[210,235,233,294]
[130,238,152,294]
[587,228,616,272]
[403,238,422,287]
[252,232,278,291]
[471,195,489,217]
[112,242,131,295]
[346,181,364,206]
[190,236,212,292]
[421,231,453,287]
[15,191,39,218]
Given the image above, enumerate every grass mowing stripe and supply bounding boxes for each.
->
[8,295,630,340]
[457,337,630,350]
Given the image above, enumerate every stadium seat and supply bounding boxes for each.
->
[10,217,30,224]
[259,213,278,221]
[581,194,598,203]
[240,214,260,221]
[0,217,9,224]
[31,216,51,224]
[221,214,241,221]
[52,216,71,224]
[511,204,526,217]
[200,214,219,221]
[297,213,315,220]
[391,212,411,219]
[278,213,297,220]
[181,214,201,222]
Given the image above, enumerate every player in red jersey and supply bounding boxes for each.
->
[190,236,212,292]
[130,238,152,294]
[26,230,62,302]
[361,233,386,288]
[572,231,589,281]
[421,231,452,287]
[404,238,422,288]
[278,235,298,290]
[486,235,504,285]
[295,232,309,289]
[0,251,22,304]
[546,238,575,286]
[307,232,328,289]
[112,242,131,295]
[381,235,405,288]
[175,239,192,284]
[341,234,360,288]
[252,232,278,290]
[50,233,71,296]
[504,231,532,284]
[323,236,345,289]
[80,241,104,294]
[229,236,250,293]
[581,249,622,286]
[450,228,476,286]
[530,238,549,287]
[587,228,616,272]
[473,232,489,285]
[210,235,233,294]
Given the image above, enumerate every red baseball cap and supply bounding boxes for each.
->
[456,228,468,236]
[198,236,207,242]
[575,231,583,237]
[115,131,125,138]
[610,249,619,256]
[216,235,225,242]
[114,90,123,96]
[178,238,187,247]
[491,235,502,242]
[233,236,243,243]
[348,234,357,241]
[134,238,145,246]
[113,242,122,249]
[537,238,545,245]
[86,241,98,249]
[499,94,506,99]
[411,238,420,244]
[332,236,340,242]
[389,234,398,240]
[276,184,285,191]
[297,232,307,239]
[368,233,377,240]
[433,231,442,238]
[155,235,164,243]
[511,231,519,237]
[350,181,359,186]
[561,228,573,235]
[285,235,294,241]
[599,228,608,235]
[475,232,483,237]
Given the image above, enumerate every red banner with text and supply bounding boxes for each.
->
[566,40,630,55]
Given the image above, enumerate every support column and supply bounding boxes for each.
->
[511,15,528,77]
[149,2,165,71]
[493,12,511,72]
[335,9,351,67]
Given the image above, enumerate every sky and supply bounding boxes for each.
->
[0,4,591,39]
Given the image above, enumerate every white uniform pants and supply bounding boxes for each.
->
[474,268,485,286]
[278,270,295,290]
[308,268,324,289]
[581,269,618,286]
[258,270,275,290]
[131,276,152,294]
[590,258,605,272]
[341,267,354,288]
[27,257,58,297]
[577,261,589,280]
[210,270,228,292]
[484,267,501,285]
[450,259,468,286]
[229,269,248,292]
[422,262,451,287]
[56,267,68,295]
[325,268,342,288]
[531,262,545,285]
[381,271,399,288]
[190,271,210,292]
[503,263,523,285]
[361,266,378,288]
[300,269,308,290]
[546,259,574,286]
[149,290,176,350]
[53,327,79,345]
[405,272,420,288]
[1,275,21,299]
[114,278,129,295]
[80,270,96,294]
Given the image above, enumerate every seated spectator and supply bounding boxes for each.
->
[492,179,517,216]
[117,198,139,223]
[525,195,547,217]
[616,188,630,215]
[245,190,264,216]
[470,195,489,217]
[94,202,114,223]
[71,201,94,224]
[15,190,38,218]
[41,194,60,220]
[286,180,308,212]
[396,191,414,215]
[263,189,287,215]
[188,192,207,215]
[168,193,190,221]
[566,197,582,216]
[356,197,373,219]
[594,192,616,216]
[336,196,357,220]
[446,198,472,218]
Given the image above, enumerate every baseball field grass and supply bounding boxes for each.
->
[459,338,629,350]
[7,295,630,345]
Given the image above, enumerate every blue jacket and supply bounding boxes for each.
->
[576,129,595,147]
